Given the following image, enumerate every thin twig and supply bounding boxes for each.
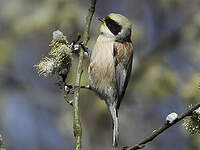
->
[72,0,97,150]
[123,103,200,150]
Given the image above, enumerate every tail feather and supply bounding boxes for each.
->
[109,105,119,147]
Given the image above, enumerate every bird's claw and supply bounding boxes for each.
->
[63,83,75,106]
[79,42,90,57]
[70,34,90,57]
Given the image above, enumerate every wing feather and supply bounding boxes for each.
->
[114,41,133,109]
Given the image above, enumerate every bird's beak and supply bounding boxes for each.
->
[96,17,104,23]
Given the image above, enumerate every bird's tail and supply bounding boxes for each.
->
[109,105,119,147]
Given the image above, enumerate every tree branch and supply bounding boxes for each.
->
[72,0,97,150]
[122,103,200,150]
[0,134,2,148]
[0,134,5,150]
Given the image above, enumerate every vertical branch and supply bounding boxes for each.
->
[0,134,2,148]
[73,0,97,150]
[0,134,5,150]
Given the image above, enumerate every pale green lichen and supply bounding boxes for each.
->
[183,107,200,134]
[34,30,72,77]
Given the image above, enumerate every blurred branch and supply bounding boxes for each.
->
[0,134,2,148]
[122,103,200,150]
[72,0,97,150]
[0,134,5,150]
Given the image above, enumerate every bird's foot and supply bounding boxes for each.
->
[65,84,90,90]
[71,34,90,58]
[79,42,90,58]
[57,81,91,105]
[57,81,74,106]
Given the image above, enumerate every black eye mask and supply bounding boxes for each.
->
[105,16,122,36]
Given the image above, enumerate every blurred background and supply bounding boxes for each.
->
[0,0,200,149]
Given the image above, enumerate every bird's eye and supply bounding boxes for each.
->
[105,17,122,35]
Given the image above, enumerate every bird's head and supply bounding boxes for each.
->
[98,13,132,41]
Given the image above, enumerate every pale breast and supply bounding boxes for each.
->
[88,35,116,98]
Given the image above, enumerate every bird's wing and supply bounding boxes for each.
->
[113,41,133,109]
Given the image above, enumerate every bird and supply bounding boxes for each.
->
[88,13,134,147]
